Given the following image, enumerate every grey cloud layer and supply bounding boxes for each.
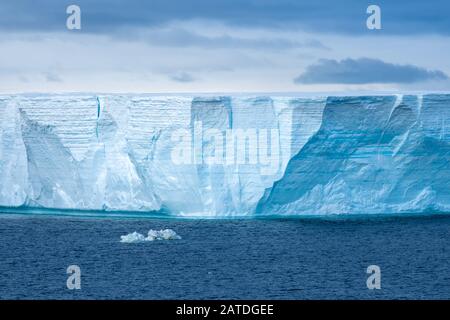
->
[169,72,195,83]
[121,28,329,50]
[294,58,449,84]
[1,0,450,35]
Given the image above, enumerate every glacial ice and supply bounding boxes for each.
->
[120,231,146,243]
[120,229,181,243]
[0,94,449,217]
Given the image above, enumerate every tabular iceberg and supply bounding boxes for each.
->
[0,94,449,217]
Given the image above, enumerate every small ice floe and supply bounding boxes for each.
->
[120,229,181,243]
[120,231,146,243]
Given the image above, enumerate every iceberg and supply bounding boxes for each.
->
[120,231,147,243]
[120,229,181,243]
[0,94,449,217]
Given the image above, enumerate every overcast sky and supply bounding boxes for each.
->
[1,0,450,93]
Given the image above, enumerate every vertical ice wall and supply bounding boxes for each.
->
[0,94,448,216]
[0,97,28,206]
[257,95,450,215]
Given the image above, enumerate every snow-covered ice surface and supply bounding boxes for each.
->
[0,94,449,217]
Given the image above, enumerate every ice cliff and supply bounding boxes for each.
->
[0,94,448,217]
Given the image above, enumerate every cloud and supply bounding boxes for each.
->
[294,58,449,84]
[1,0,450,35]
[169,72,195,83]
[115,27,329,51]
[45,72,62,82]
[18,75,29,83]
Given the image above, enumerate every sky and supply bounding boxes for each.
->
[1,0,450,93]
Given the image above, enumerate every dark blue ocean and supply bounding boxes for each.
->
[0,213,449,299]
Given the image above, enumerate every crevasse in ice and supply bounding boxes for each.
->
[0,94,448,216]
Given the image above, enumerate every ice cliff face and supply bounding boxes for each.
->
[0,94,448,217]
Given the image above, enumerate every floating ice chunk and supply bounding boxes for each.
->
[147,229,182,240]
[120,231,146,243]
[120,229,181,243]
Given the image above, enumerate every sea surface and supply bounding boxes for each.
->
[0,213,449,299]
